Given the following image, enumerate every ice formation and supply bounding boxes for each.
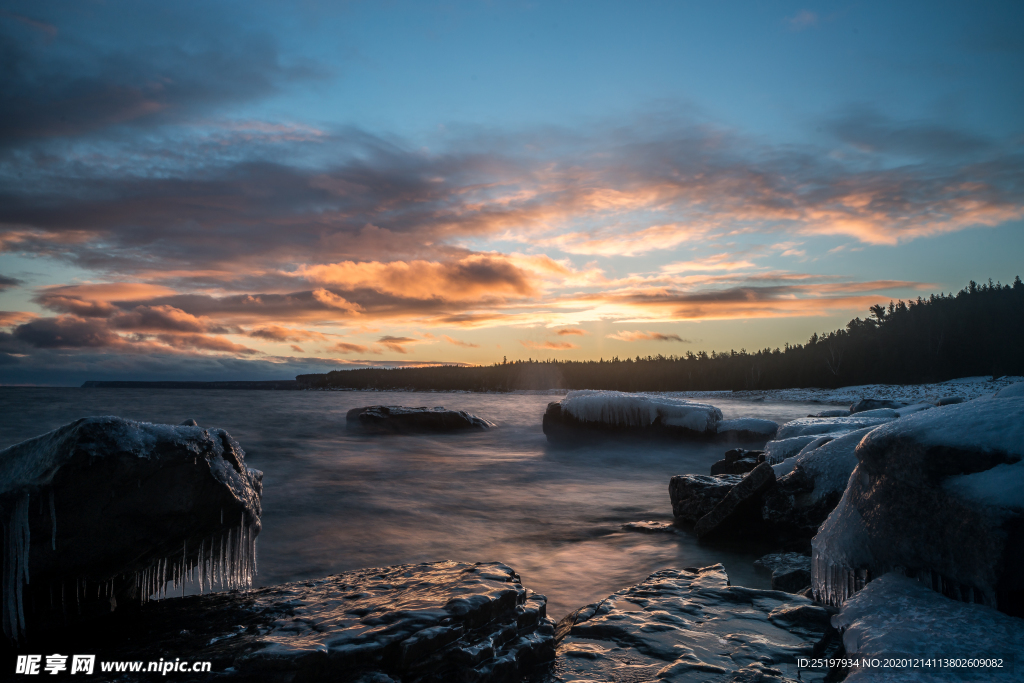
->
[763,435,823,465]
[776,415,893,440]
[559,390,723,432]
[0,417,262,641]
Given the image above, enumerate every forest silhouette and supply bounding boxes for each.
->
[297,278,1024,392]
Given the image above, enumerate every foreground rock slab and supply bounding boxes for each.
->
[346,406,493,434]
[832,572,1024,682]
[13,561,554,683]
[547,564,829,683]
[0,416,263,641]
[669,473,742,523]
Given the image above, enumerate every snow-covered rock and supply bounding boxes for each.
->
[754,553,812,594]
[764,435,823,465]
[669,474,743,523]
[850,399,907,414]
[833,572,1024,682]
[715,418,779,441]
[544,391,723,443]
[850,408,900,418]
[811,398,1024,614]
[809,409,850,418]
[993,381,1024,399]
[0,417,263,641]
[549,564,829,683]
[776,416,893,440]
[346,405,493,433]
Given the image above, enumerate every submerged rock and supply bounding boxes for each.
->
[0,416,262,641]
[832,572,1024,682]
[13,560,555,682]
[543,391,723,443]
[548,564,829,682]
[754,553,812,593]
[346,406,493,434]
[811,397,1024,615]
[695,463,776,539]
[669,473,742,523]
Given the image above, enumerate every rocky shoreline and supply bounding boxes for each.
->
[3,386,1023,681]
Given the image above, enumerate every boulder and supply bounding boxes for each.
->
[549,564,829,682]
[13,560,555,683]
[0,416,262,641]
[776,416,893,440]
[811,397,1024,615]
[346,406,492,434]
[694,463,777,539]
[763,435,822,464]
[669,474,742,523]
[711,450,762,475]
[849,398,907,414]
[714,418,778,442]
[754,553,812,593]
[832,572,1024,683]
[543,391,723,444]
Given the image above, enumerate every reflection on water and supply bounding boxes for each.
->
[0,388,831,618]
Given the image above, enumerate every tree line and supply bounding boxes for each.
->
[296,277,1024,392]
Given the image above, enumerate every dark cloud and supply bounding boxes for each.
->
[827,108,993,158]
[12,316,120,348]
[0,275,23,291]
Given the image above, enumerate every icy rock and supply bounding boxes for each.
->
[808,409,850,418]
[849,398,907,414]
[543,391,723,443]
[711,449,763,475]
[23,560,555,683]
[834,573,1024,683]
[695,463,776,539]
[0,416,262,641]
[811,398,1024,615]
[764,435,822,465]
[669,474,743,523]
[775,416,893,440]
[715,418,779,441]
[849,408,899,418]
[935,396,966,406]
[761,427,877,537]
[547,564,828,683]
[346,405,493,434]
[754,553,812,593]
[992,381,1024,398]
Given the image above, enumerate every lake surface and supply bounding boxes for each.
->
[0,388,833,619]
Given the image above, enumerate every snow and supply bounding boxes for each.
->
[895,403,935,416]
[795,427,876,503]
[834,572,1024,682]
[764,435,821,465]
[993,381,1024,398]
[715,418,778,435]
[851,408,899,418]
[776,416,894,440]
[810,409,851,417]
[559,390,723,432]
[944,463,1024,512]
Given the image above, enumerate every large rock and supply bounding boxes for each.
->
[0,417,262,641]
[811,397,1024,615]
[13,560,555,682]
[754,553,812,593]
[346,406,492,434]
[548,564,830,682]
[711,448,763,475]
[694,463,776,539]
[543,391,723,444]
[669,473,742,523]
[831,572,1024,682]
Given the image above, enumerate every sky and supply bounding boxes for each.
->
[1,0,1023,384]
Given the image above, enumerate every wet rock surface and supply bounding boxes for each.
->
[11,561,554,682]
[754,553,812,593]
[546,564,829,683]
[0,416,263,640]
[711,448,764,475]
[346,406,493,434]
[695,463,776,539]
[669,473,742,523]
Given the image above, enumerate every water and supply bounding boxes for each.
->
[0,388,831,619]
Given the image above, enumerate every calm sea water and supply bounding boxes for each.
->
[0,388,832,618]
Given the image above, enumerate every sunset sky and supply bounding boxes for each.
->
[1,0,1023,384]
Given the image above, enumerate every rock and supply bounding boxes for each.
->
[180,418,198,426]
[14,560,555,682]
[711,456,761,475]
[754,553,812,593]
[764,435,822,464]
[762,427,877,537]
[715,418,779,442]
[936,395,966,406]
[833,572,1024,682]
[669,473,742,523]
[622,521,678,534]
[695,463,776,539]
[811,397,1024,615]
[849,398,907,414]
[808,409,850,418]
[0,416,263,641]
[548,564,829,683]
[543,391,723,444]
[346,405,492,434]
[848,408,899,418]
[775,415,893,440]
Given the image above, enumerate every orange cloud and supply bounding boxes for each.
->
[607,330,688,342]
[442,335,479,348]
[378,335,419,353]
[520,340,578,350]
[555,328,586,336]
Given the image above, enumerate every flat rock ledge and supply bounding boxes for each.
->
[13,561,554,683]
[546,564,831,683]
[346,406,493,434]
[754,553,812,594]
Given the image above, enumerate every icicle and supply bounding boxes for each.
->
[49,489,57,551]
[3,492,31,641]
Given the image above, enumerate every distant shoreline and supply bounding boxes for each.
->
[81,380,302,390]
